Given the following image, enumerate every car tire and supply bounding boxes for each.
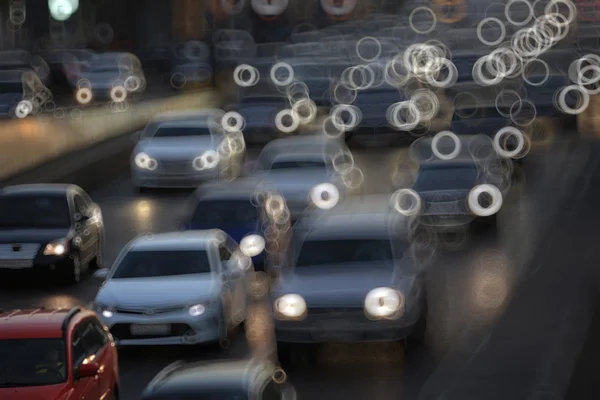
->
[65,253,82,285]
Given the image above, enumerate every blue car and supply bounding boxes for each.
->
[183,179,290,271]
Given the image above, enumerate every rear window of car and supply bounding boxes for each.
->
[0,339,67,387]
[112,250,212,279]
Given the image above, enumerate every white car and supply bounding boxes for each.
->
[92,230,251,346]
[131,109,244,190]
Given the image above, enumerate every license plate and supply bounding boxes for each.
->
[130,324,171,336]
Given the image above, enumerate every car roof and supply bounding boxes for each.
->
[0,307,93,339]
[299,195,407,240]
[128,230,224,252]
[145,358,273,397]
[0,183,75,196]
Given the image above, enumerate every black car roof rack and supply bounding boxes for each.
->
[61,307,82,332]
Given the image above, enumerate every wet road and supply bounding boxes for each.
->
[0,139,585,399]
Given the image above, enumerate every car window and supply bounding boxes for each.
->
[295,239,396,269]
[89,319,109,346]
[414,166,479,192]
[112,250,212,279]
[191,199,259,226]
[0,338,67,387]
[151,126,211,137]
[72,325,90,367]
[73,320,105,363]
[0,194,71,228]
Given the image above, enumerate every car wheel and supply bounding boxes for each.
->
[65,253,81,285]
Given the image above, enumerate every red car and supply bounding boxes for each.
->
[0,306,120,400]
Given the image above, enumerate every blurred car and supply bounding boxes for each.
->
[92,230,251,346]
[271,196,427,359]
[226,92,292,143]
[247,135,354,219]
[404,136,509,232]
[131,109,242,191]
[0,306,119,400]
[68,52,145,103]
[0,50,51,117]
[141,358,296,400]
[0,184,104,284]
[38,49,96,93]
[184,180,293,271]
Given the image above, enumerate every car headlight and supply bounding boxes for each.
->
[192,150,220,171]
[189,304,206,317]
[274,294,307,320]
[240,234,265,257]
[391,189,421,216]
[94,303,113,318]
[134,152,158,170]
[468,184,503,217]
[43,238,69,256]
[364,287,404,320]
[309,183,340,210]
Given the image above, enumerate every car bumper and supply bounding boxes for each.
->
[99,309,222,346]
[131,168,219,188]
[0,255,72,274]
[274,309,421,343]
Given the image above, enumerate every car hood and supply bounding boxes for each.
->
[134,137,216,161]
[272,263,398,307]
[96,275,220,308]
[0,228,71,245]
[0,383,70,400]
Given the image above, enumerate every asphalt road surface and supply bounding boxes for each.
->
[0,137,589,400]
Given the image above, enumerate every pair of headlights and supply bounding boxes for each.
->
[274,287,405,320]
[134,151,220,172]
[96,303,208,318]
[391,185,503,218]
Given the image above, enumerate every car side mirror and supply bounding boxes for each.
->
[77,362,99,379]
[93,268,110,280]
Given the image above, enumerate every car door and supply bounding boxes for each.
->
[71,321,100,400]
[218,242,245,321]
[88,318,114,400]
[72,193,96,264]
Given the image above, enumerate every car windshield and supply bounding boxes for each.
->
[0,339,67,387]
[0,195,71,228]
[413,166,479,192]
[151,126,211,137]
[112,250,212,279]
[192,199,259,226]
[295,239,396,269]
[270,160,327,170]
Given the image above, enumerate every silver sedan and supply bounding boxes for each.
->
[246,135,361,220]
[131,109,245,190]
[92,230,251,346]
[270,196,427,359]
